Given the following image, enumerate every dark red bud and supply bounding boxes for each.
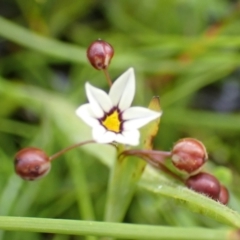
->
[87,39,114,70]
[171,138,207,174]
[14,147,51,181]
[186,172,221,200]
[218,185,229,205]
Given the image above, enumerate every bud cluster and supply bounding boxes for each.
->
[170,138,229,204]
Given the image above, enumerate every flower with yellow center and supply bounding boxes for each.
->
[76,68,162,146]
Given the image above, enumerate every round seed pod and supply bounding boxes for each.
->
[185,172,221,200]
[14,147,51,180]
[218,185,229,205]
[87,39,114,70]
[171,138,207,174]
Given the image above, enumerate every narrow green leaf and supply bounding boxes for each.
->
[163,109,240,131]
[0,216,233,240]
[0,16,86,64]
[66,150,96,221]
[0,17,140,69]
[0,118,37,138]
[161,64,234,108]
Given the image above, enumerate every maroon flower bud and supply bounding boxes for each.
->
[185,172,221,200]
[218,185,229,205]
[14,147,51,181]
[87,39,114,70]
[171,138,207,174]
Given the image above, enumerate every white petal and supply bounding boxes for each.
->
[92,126,116,143]
[86,82,113,118]
[123,107,162,130]
[75,104,100,127]
[109,68,135,111]
[115,130,140,146]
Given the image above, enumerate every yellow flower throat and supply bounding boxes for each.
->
[101,110,121,133]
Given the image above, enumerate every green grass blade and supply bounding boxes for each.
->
[0,216,233,240]
[0,16,86,64]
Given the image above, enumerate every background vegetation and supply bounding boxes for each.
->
[1,0,240,239]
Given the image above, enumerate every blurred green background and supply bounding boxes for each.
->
[1,0,240,239]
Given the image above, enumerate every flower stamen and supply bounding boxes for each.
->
[101,110,121,133]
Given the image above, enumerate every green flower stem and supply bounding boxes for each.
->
[104,97,161,222]
[104,145,146,222]
[0,216,235,240]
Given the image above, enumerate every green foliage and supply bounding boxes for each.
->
[0,0,240,239]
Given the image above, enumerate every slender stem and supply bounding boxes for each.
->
[49,140,95,161]
[103,68,112,86]
[121,149,171,164]
[150,161,184,182]
[121,149,183,182]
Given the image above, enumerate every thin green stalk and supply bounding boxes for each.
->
[103,68,113,86]
[49,140,95,161]
[104,144,146,222]
[104,97,161,222]
[0,216,235,240]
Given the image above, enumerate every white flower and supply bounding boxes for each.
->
[76,68,162,146]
